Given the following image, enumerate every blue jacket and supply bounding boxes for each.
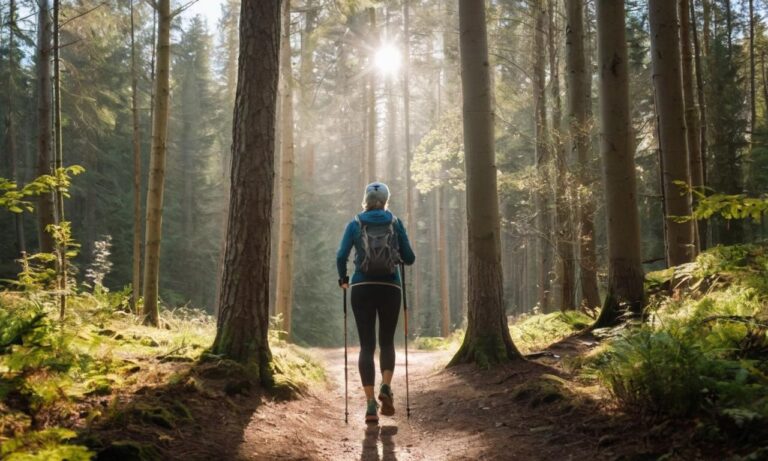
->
[336,209,416,287]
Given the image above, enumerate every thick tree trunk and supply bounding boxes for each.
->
[142,0,172,327]
[679,0,703,255]
[275,0,296,340]
[450,0,521,366]
[36,0,56,254]
[533,0,552,312]
[649,0,694,267]
[691,0,709,249]
[212,0,280,382]
[593,0,645,329]
[130,0,142,312]
[566,0,600,310]
[437,186,450,337]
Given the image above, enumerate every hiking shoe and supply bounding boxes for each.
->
[365,398,379,424]
[379,383,395,416]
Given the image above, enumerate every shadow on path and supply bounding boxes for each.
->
[361,424,398,461]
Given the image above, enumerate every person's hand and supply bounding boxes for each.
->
[338,277,349,289]
[340,283,349,290]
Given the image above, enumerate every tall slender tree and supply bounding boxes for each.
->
[679,0,704,254]
[691,0,709,248]
[565,0,600,309]
[366,7,377,182]
[450,0,521,366]
[593,0,645,328]
[275,0,296,340]
[6,0,25,256]
[143,0,172,326]
[533,0,552,312]
[212,0,281,382]
[649,0,694,266]
[549,0,574,311]
[53,0,67,318]
[130,0,142,311]
[36,0,55,254]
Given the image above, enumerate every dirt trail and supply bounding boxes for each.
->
[238,347,454,460]
[233,343,669,461]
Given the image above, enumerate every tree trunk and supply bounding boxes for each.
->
[130,0,142,312]
[367,7,377,182]
[649,0,694,267]
[6,0,25,256]
[299,0,315,181]
[53,0,67,319]
[566,0,600,310]
[549,0,575,311]
[437,186,450,337]
[36,0,56,254]
[691,0,709,249]
[679,0,703,255]
[212,0,280,382]
[749,0,756,137]
[533,0,552,312]
[450,0,521,366]
[403,0,418,334]
[593,0,645,329]
[142,0,172,327]
[275,0,296,341]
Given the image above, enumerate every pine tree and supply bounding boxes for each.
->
[212,0,280,380]
[450,0,521,366]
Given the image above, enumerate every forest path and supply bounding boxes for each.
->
[233,341,653,461]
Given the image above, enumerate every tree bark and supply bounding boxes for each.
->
[212,0,280,382]
[450,0,521,366]
[533,0,552,312]
[649,0,694,267]
[437,186,450,337]
[749,0,756,138]
[53,0,67,319]
[593,0,645,329]
[549,0,575,311]
[130,0,142,312]
[275,0,296,340]
[36,0,56,254]
[691,0,708,249]
[6,0,25,256]
[142,0,172,327]
[679,0,703,255]
[565,0,600,310]
[299,0,316,181]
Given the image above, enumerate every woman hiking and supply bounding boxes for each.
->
[337,182,416,424]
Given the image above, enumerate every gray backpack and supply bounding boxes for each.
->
[355,214,402,276]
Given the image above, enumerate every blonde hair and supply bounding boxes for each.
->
[362,199,388,211]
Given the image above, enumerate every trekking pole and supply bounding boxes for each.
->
[343,287,349,424]
[400,263,411,419]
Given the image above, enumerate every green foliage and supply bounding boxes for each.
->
[509,311,592,354]
[413,329,463,351]
[0,428,93,461]
[587,244,768,426]
[0,167,83,215]
[411,111,465,193]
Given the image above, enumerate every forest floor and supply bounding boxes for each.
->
[135,337,719,461]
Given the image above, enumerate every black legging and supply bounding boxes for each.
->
[351,284,401,387]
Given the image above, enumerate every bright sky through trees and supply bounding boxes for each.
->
[374,43,402,76]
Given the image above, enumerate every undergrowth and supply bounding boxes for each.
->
[510,311,593,354]
[586,244,768,448]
